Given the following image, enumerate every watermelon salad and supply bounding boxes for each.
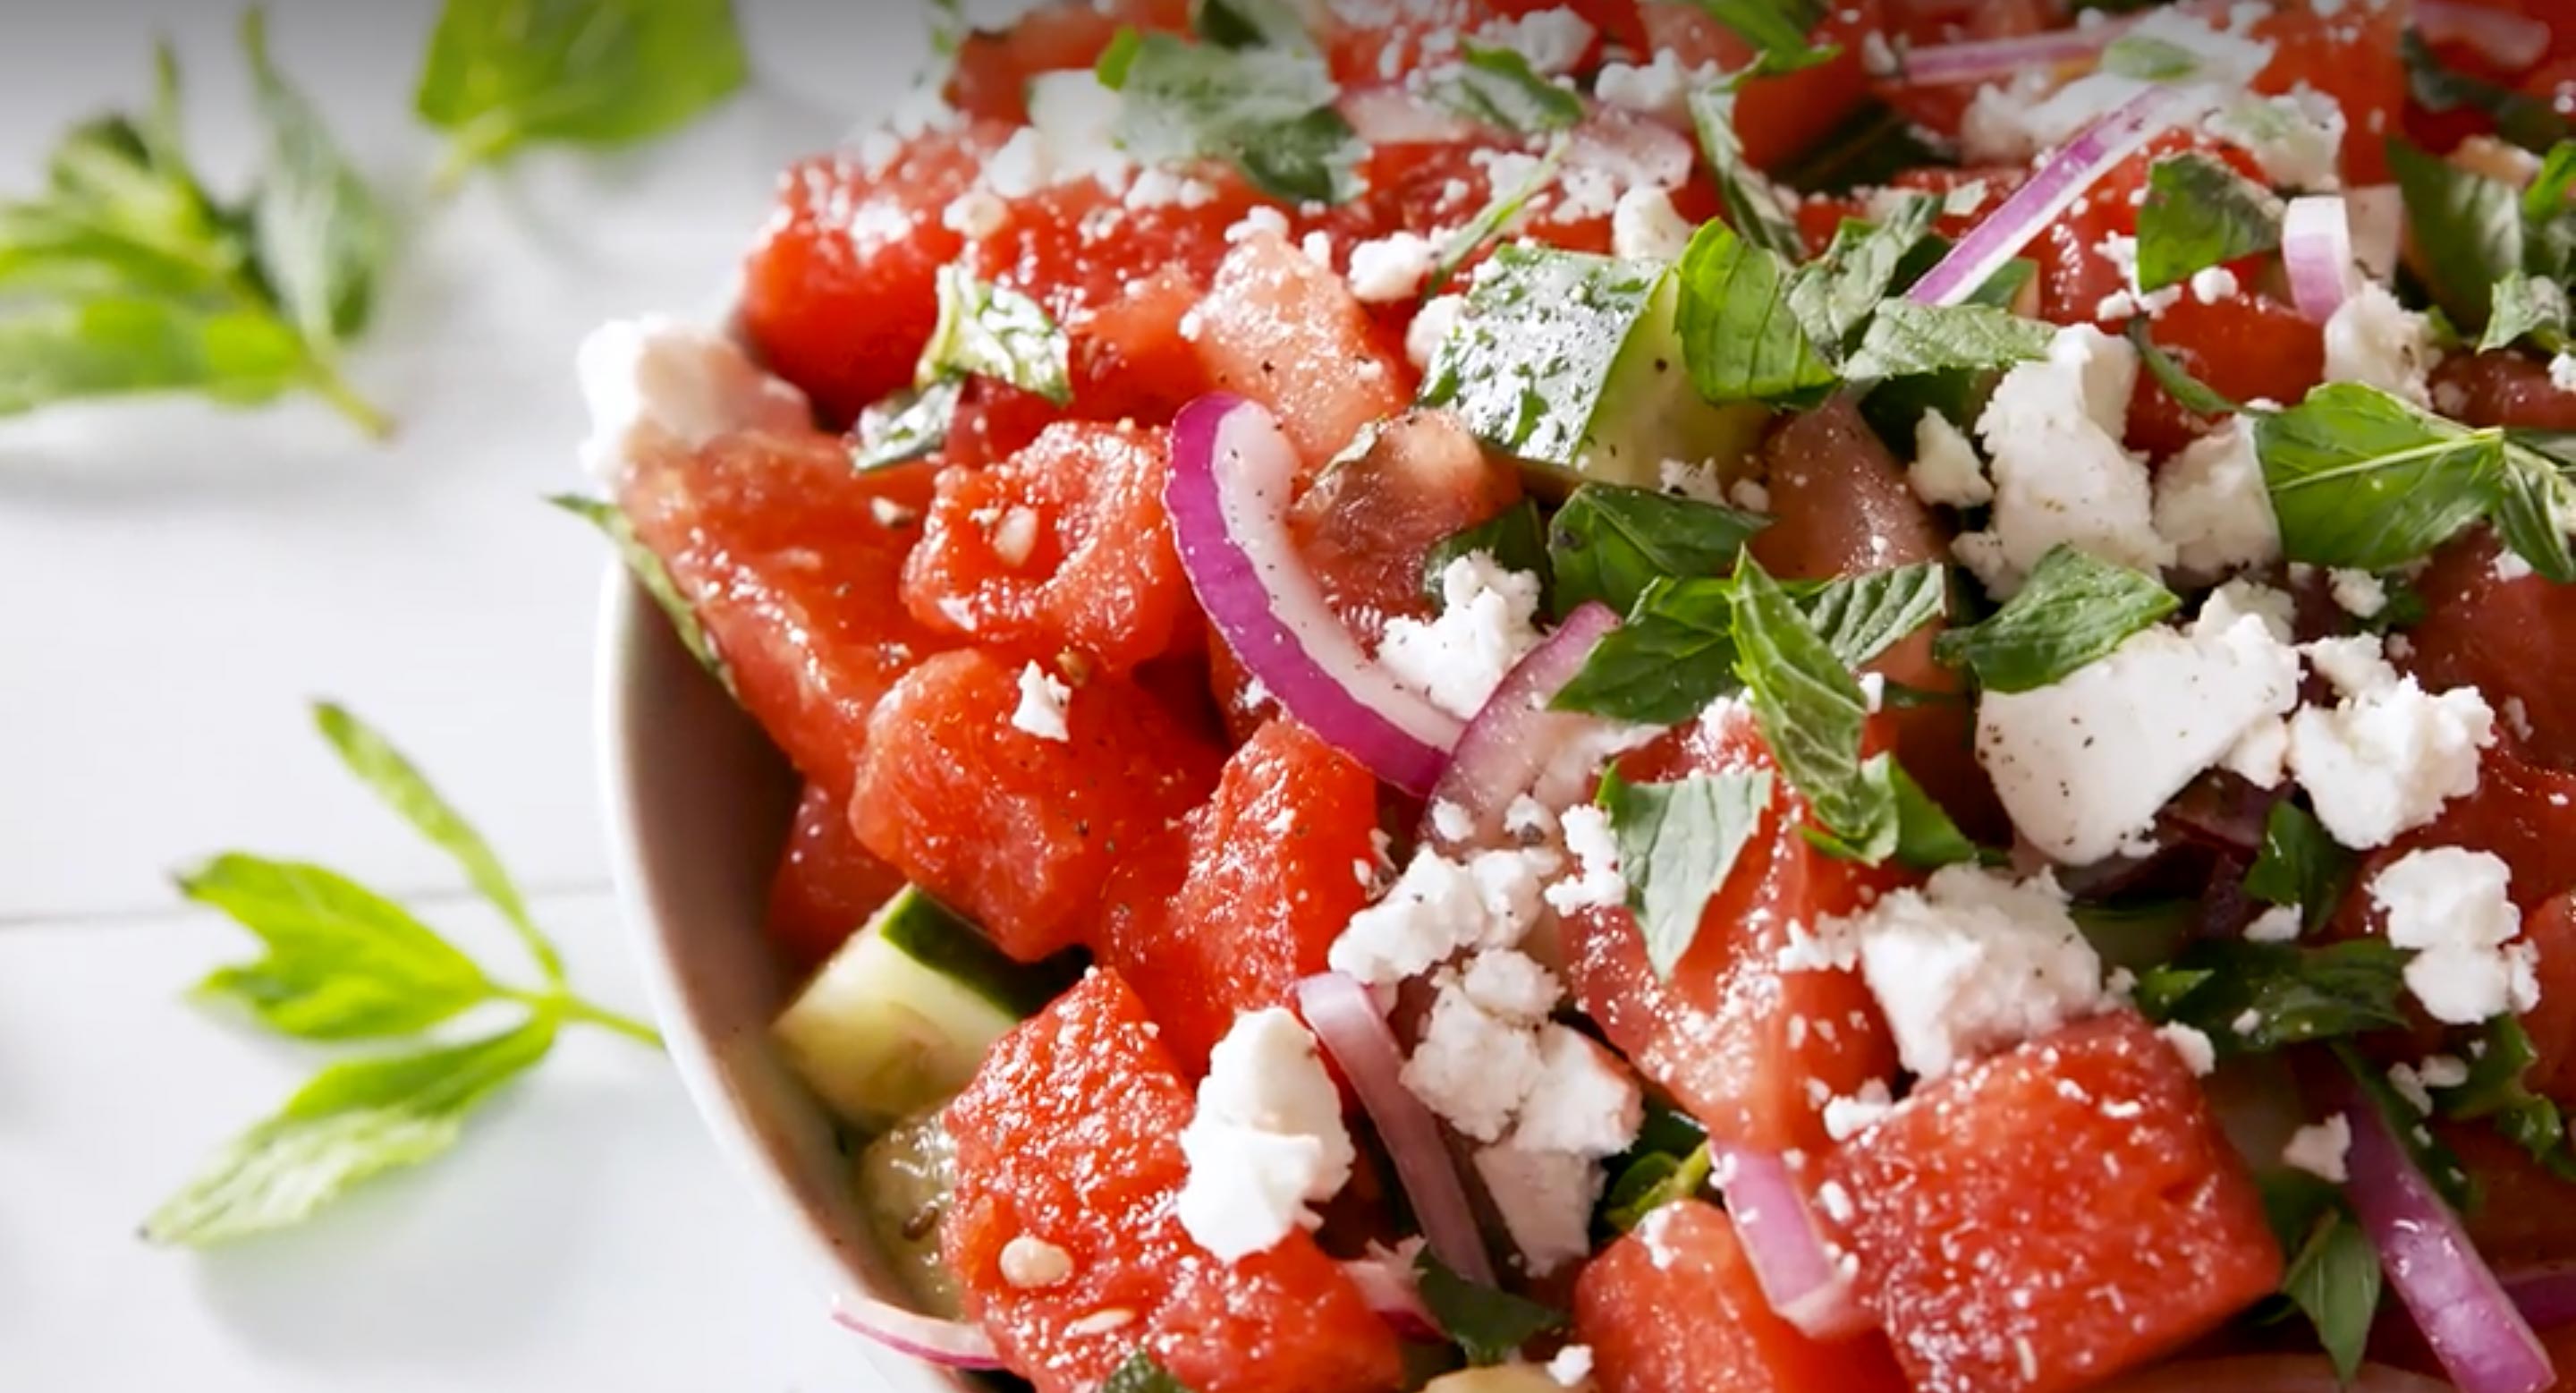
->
[568,1,2576,1390]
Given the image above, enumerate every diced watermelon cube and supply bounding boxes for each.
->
[617,432,950,802]
[1573,1198,1910,1393]
[1824,1011,2283,1393]
[943,970,1403,1393]
[851,649,1221,962]
[765,781,908,973]
[1287,409,1525,647]
[1191,233,1413,467]
[1095,719,1383,1074]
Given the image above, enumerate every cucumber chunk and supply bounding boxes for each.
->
[854,1110,964,1319]
[772,886,1063,1133]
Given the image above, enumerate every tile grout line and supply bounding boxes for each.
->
[0,878,621,933]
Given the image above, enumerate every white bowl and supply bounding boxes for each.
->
[592,570,972,1393]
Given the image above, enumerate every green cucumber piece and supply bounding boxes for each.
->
[853,1110,964,1319]
[772,887,1063,1132]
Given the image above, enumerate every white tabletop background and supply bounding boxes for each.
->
[0,2,936,1387]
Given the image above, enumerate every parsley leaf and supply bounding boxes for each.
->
[1426,499,1551,609]
[1676,220,1838,405]
[920,264,1072,406]
[2134,151,2283,293]
[1546,483,1770,617]
[1429,45,1584,133]
[1101,30,1361,204]
[2134,939,2411,1056]
[144,704,659,1248]
[1599,766,1774,977]
[2388,136,2526,330]
[1688,84,1809,262]
[548,494,733,693]
[1415,1249,1568,1364]
[1933,545,2178,692]
[1602,1142,1713,1232]
[415,0,750,186]
[2242,801,2357,935]
[1425,133,1567,298]
[1841,301,2054,381]
[2256,383,2506,571]
[1731,553,1890,857]
[853,377,965,471]
[2281,1204,2382,1386]
[1104,1351,1200,1393]
[2480,272,2572,354]
[1682,0,1838,73]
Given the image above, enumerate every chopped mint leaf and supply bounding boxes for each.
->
[1422,245,1667,468]
[1602,1142,1713,1232]
[2099,32,2202,81]
[1430,44,1584,133]
[182,855,495,1040]
[1786,195,1940,354]
[1424,499,1551,610]
[1803,562,1950,670]
[1546,484,1769,618]
[2334,1040,2476,1210]
[1415,1248,1569,1364]
[1841,301,2054,381]
[1731,553,1892,859]
[1932,545,2179,692]
[2432,1015,2576,1183]
[2135,939,2411,1057]
[1191,0,1316,53]
[2281,1204,2381,1386]
[2387,137,2526,330]
[1104,1351,1200,1393]
[1599,766,1774,978]
[414,0,750,186]
[1102,30,1361,204]
[549,494,733,695]
[1425,133,1567,298]
[1885,760,1981,870]
[2523,142,2576,279]
[1681,0,1838,73]
[2134,151,2283,293]
[2492,440,2576,584]
[2128,317,2245,417]
[1676,220,1838,405]
[2242,802,2358,935]
[920,264,1072,406]
[853,376,964,471]
[2256,382,2506,571]
[2479,272,2572,354]
[1688,84,1809,262]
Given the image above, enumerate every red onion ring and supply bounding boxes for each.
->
[2318,1066,2555,1393]
[2506,1261,2576,1333]
[2095,1355,2459,1393]
[830,1296,1006,1369]
[1908,85,2197,308]
[1714,1146,1875,1339]
[1295,972,1497,1287]
[1168,395,1462,794]
[1420,601,1622,851]
[1890,21,2136,89]
[2419,1,2553,73]
[2282,195,2360,324]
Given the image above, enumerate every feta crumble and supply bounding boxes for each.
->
[1408,293,1467,372]
[2555,353,2576,395]
[2245,905,2304,943]
[2282,1117,2353,1184]
[2152,418,2282,577]
[1547,1345,1597,1388]
[2323,281,2437,407]
[1011,662,1073,743]
[2160,1023,2218,1076]
[1512,1025,1647,1156]
[1346,232,1442,303]
[2285,635,2496,848]
[1959,326,2176,596]
[1835,865,2111,1079]
[1823,1080,1897,1142]
[1175,1009,1359,1261]
[1546,803,1627,914]
[1911,411,1994,508]
[1330,846,1558,986]
[1591,50,1718,123]
[1474,6,1597,74]
[1405,986,1548,1142]
[999,1235,1074,1288]
[1610,184,1697,262]
[1473,1142,1604,1278]
[2370,847,2541,1025]
[1379,554,1548,720]
[2328,568,2389,619]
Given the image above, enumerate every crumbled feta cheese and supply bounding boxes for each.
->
[1123,166,1216,210]
[2323,281,2437,407]
[1835,866,2110,1079]
[2281,1117,2352,1184]
[1474,6,1596,74]
[1459,948,1563,1022]
[2328,568,2389,619]
[2190,265,2242,304]
[1408,293,1467,372]
[1011,662,1072,742]
[1330,847,1557,986]
[575,318,811,480]
[2286,636,2496,848]
[1177,1008,1360,1261]
[1823,1080,1897,1142]
[1406,988,1547,1142]
[1380,554,1548,720]
[2245,905,2304,943]
[1591,50,1717,123]
[2160,1023,2218,1076]
[1346,232,1441,303]
[1547,1345,1597,1388]
[1504,794,1557,842]
[1546,804,1626,914]
[1000,1235,1074,1288]
[2419,1055,2471,1090]
[1512,1025,1645,1156]
[1473,1142,1602,1277]
[1976,602,2300,864]
[943,189,1009,239]
[1610,184,1697,262]
[2386,1062,2435,1114]
[2370,847,2540,1024]
[1429,799,1475,845]
[1960,326,2176,596]
[2555,354,2576,395]
[1657,457,1728,504]
[2207,89,2348,191]
[1299,229,1336,268]
[1470,148,1549,200]
[1226,206,1292,244]
[1728,479,1771,513]
[1911,411,1994,508]
[987,71,1133,198]
[2153,419,2282,577]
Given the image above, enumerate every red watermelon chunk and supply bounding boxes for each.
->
[943,970,1403,1393]
[1095,719,1383,1074]
[851,648,1222,962]
[617,432,949,803]
[764,781,908,973]
[1574,1198,1911,1393]
[1824,1011,2282,1393]
[1191,232,1414,467]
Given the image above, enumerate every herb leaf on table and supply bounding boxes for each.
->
[146,703,660,1248]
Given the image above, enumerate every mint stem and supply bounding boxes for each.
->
[307,359,395,440]
[505,988,663,1049]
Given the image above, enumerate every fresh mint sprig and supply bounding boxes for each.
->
[0,12,391,437]
[144,702,659,1248]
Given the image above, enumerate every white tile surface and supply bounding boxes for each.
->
[0,896,886,1392]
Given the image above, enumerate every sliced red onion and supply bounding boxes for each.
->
[1295,972,1496,1287]
[1168,395,1462,794]
[1891,24,2133,89]
[1420,602,1621,851]
[2320,1068,2556,1393]
[830,1296,1005,1369]
[2506,1261,2576,1332]
[2419,0,2552,72]
[1712,1146,1875,1340]
[2282,195,2361,324]
[1339,86,1483,146]
[2095,1355,2458,1393]
[1908,85,2197,308]
[1340,1253,1442,1341]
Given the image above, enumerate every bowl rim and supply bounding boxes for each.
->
[591,565,970,1393]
